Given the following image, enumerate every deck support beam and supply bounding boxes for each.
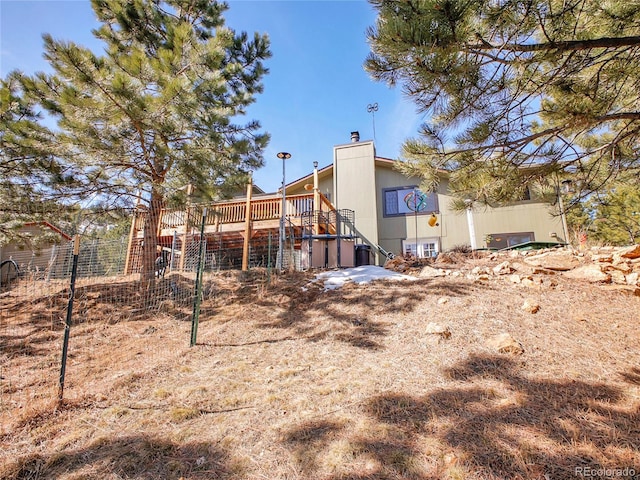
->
[242,175,253,271]
[313,163,320,236]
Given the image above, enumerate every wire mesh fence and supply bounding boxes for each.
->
[0,235,196,431]
[0,225,291,430]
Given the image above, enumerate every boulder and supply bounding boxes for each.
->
[524,251,581,271]
[487,333,524,355]
[607,261,633,274]
[468,273,490,282]
[591,253,613,263]
[425,322,451,339]
[419,266,447,278]
[600,285,640,297]
[609,270,627,285]
[492,261,514,275]
[563,264,611,283]
[521,298,540,314]
[617,244,640,260]
[626,272,639,286]
[510,262,538,275]
[471,266,490,275]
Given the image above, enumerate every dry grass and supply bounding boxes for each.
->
[1,258,639,480]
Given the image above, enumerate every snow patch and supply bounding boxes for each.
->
[314,265,418,290]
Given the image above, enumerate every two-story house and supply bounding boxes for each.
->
[285,132,565,266]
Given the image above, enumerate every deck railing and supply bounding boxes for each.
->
[157,192,335,233]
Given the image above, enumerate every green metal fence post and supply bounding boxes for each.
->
[58,235,80,407]
[190,208,207,347]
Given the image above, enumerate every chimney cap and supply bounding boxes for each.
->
[350,131,360,142]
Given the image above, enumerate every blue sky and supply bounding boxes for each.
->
[0,0,424,193]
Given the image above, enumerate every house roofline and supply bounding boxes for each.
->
[283,156,450,191]
[281,163,333,193]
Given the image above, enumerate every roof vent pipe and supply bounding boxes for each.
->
[350,131,360,143]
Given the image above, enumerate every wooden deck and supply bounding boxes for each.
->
[130,191,336,241]
[124,190,352,273]
[165,192,333,237]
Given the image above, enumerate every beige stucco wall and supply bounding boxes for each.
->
[374,164,565,256]
[436,194,565,249]
[317,174,334,201]
[333,141,379,256]
[374,166,444,260]
[286,141,566,264]
[286,169,333,199]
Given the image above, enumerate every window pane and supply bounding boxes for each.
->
[385,190,398,215]
[385,187,438,217]
[422,243,437,258]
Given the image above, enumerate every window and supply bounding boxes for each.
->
[422,242,438,258]
[383,186,438,217]
[486,232,535,250]
[402,238,439,258]
[404,243,417,256]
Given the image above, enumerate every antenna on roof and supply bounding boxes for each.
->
[367,102,378,143]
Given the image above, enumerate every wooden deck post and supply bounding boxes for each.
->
[313,162,320,235]
[124,192,142,275]
[241,174,253,271]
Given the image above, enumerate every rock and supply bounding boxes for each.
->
[425,322,451,339]
[470,273,491,282]
[626,272,639,286]
[487,333,524,355]
[471,266,490,275]
[609,270,627,285]
[521,299,540,314]
[521,277,536,288]
[510,262,538,275]
[600,285,640,297]
[508,274,521,284]
[608,261,633,274]
[492,261,514,275]
[437,296,450,305]
[590,253,613,263]
[524,251,581,271]
[563,264,611,283]
[617,244,640,260]
[419,266,447,278]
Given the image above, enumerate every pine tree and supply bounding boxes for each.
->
[0,73,70,245]
[365,0,640,204]
[591,182,640,245]
[16,0,271,279]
